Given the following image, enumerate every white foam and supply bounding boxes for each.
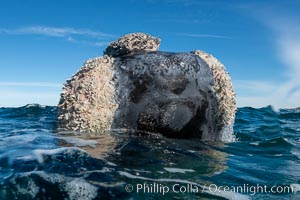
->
[3,134,37,145]
[221,124,236,142]
[39,128,51,132]
[291,150,300,159]
[11,128,40,134]
[164,167,195,173]
[250,142,259,146]
[58,136,98,147]
[24,104,45,108]
[213,170,223,175]
[119,170,201,184]
[82,167,111,174]
[106,161,117,166]
[33,147,88,163]
[92,181,124,188]
[133,169,152,173]
[16,155,34,161]
[39,117,47,122]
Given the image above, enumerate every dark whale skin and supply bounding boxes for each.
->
[113,51,220,140]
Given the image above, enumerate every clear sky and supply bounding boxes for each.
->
[0,0,299,108]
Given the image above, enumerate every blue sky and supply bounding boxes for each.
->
[0,0,299,108]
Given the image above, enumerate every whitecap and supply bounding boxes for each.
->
[24,104,43,108]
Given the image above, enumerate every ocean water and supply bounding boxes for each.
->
[0,104,300,200]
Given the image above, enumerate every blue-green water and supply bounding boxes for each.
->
[0,104,300,199]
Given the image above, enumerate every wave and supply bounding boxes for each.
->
[1,104,300,199]
[0,104,57,119]
[234,106,300,142]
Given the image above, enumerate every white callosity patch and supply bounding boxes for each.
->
[193,50,236,142]
[113,51,220,140]
[104,32,160,57]
[58,55,118,133]
[58,33,161,133]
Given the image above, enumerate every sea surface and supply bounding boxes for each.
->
[0,104,300,200]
